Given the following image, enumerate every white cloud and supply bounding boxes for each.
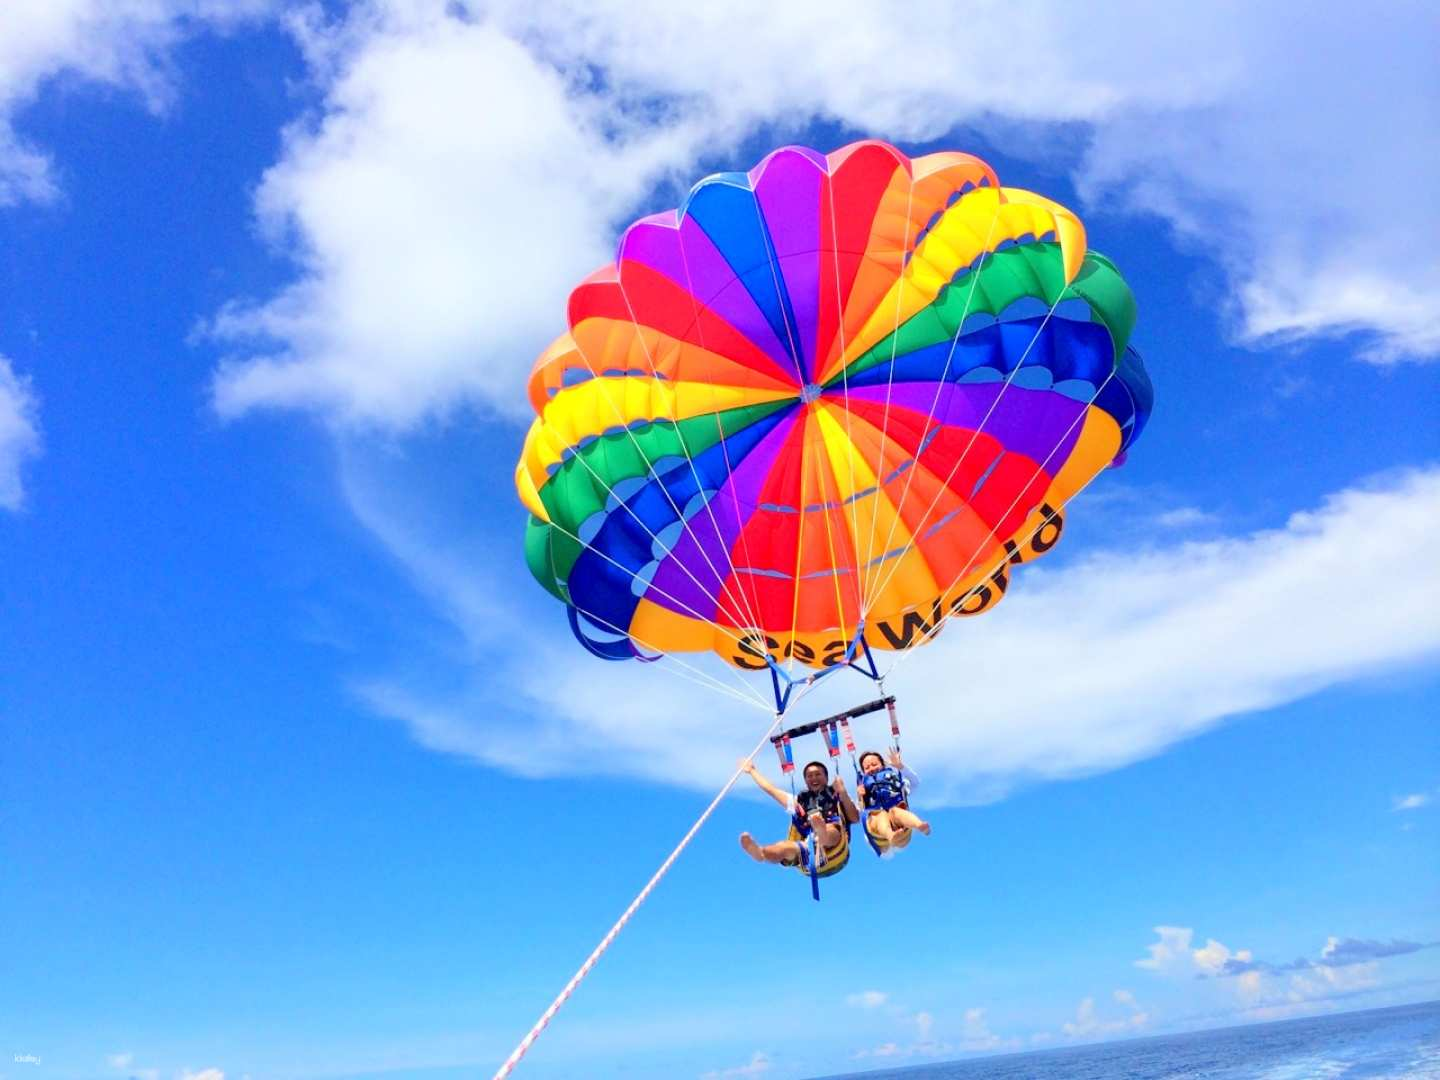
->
[845,1003,1013,1059]
[0,0,271,205]
[0,355,41,509]
[1074,7,1439,362]
[845,989,888,1009]
[1134,925,1195,973]
[855,1042,901,1060]
[1233,960,1383,1023]
[356,455,1440,801]
[178,1071,224,1080]
[700,1051,770,1078]
[1154,507,1217,530]
[1135,926,1254,979]
[1319,937,1435,965]
[957,1006,1017,1053]
[1133,925,1423,1025]
[1192,938,1251,977]
[208,3,698,428]
[207,1,1438,431]
[1393,793,1431,811]
[1060,991,1149,1039]
[1288,960,1381,1001]
[893,467,1440,805]
[106,1054,134,1070]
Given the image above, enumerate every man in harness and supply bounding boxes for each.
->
[738,759,859,878]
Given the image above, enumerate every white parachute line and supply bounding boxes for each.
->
[746,186,813,682]
[823,163,868,629]
[541,512,774,709]
[552,342,761,641]
[605,276,772,638]
[861,206,1002,617]
[671,220,773,643]
[537,440,766,661]
[878,369,1119,683]
[864,280,1070,614]
[781,416,812,683]
[610,266,773,643]
[491,710,786,1079]
[579,613,773,713]
[544,518,772,710]
[812,431,856,656]
[858,167,919,608]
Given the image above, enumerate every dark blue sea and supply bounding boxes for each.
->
[817,1000,1440,1079]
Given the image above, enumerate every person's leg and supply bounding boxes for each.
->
[889,826,913,849]
[809,812,840,850]
[740,833,801,864]
[866,810,894,846]
[890,807,930,835]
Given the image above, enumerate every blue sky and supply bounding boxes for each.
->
[1,4,1438,1079]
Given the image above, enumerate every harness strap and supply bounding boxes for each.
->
[824,721,842,771]
[805,833,820,901]
[775,733,794,774]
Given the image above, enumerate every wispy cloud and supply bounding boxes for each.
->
[1136,926,1436,980]
[1060,990,1149,1039]
[352,456,1440,803]
[1134,924,1437,1027]
[1212,936,1437,977]
[0,354,41,510]
[848,997,1009,1062]
[700,1051,770,1078]
[845,989,888,1009]
[957,1006,1019,1053]
[1320,937,1435,966]
[1392,793,1432,812]
[209,5,697,428]
[1154,507,1218,530]
[0,0,272,205]
[103,1059,161,1080]
[199,3,1440,431]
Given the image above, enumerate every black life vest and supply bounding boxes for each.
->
[792,787,841,835]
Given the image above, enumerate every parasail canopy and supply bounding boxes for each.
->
[516,140,1152,681]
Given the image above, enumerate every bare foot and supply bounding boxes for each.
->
[739,832,765,862]
[917,821,932,836]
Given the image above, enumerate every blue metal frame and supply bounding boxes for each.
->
[764,621,881,716]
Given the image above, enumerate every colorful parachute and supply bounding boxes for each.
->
[516,141,1151,677]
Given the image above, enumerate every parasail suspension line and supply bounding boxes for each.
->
[877,366,1121,688]
[491,711,785,1079]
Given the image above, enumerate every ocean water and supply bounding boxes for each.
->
[817,1000,1440,1079]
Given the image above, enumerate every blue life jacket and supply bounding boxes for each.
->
[861,766,907,811]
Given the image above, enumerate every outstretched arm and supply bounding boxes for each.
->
[740,760,793,811]
[888,749,919,791]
